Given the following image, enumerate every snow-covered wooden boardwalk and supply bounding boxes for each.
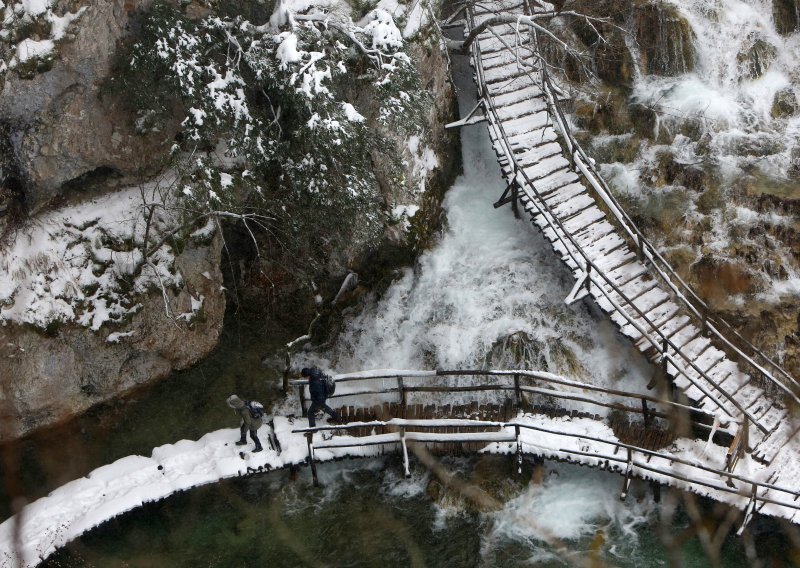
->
[3,369,800,567]
[460,0,800,465]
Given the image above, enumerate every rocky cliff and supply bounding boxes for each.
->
[0,0,459,440]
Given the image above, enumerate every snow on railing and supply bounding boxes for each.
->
[290,416,800,522]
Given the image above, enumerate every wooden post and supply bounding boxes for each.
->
[736,484,758,536]
[584,263,592,295]
[400,426,411,478]
[299,384,307,417]
[513,373,521,408]
[305,432,319,487]
[515,424,523,475]
[397,376,406,418]
[661,337,669,377]
[620,447,633,501]
[641,398,650,429]
[636,234,644,262]
[511,179,520,219]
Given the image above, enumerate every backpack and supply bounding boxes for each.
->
[322,374,336,397]
[246,400,265,420]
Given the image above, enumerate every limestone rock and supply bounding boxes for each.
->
[737,34,777,81]
[0,0,180,214]
[0,233,225,441]
[771,87,799,118]
[773,0,800,36]
[635,1,695,76]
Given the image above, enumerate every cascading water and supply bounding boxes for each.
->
[596,0,800,322]
[316,67,654,405]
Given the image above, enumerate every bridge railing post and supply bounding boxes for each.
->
[397,376,406,418]
[515,424,523,474]
[400,426,411,478]
[514,373,521,409]
[641,398,650,429]
[305,432,319,487]
[620,447,633,501]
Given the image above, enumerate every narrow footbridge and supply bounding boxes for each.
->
[288,369,800,531]
[442,0,800,465]
[3,369,800,567]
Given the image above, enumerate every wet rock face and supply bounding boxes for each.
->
[0,234,225,441]
[0,0,180,214]
[773,0,800,35]
[635,1,695,76]
[737,34,777,81]
[772,87,799,118]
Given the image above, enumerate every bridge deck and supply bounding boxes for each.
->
[465,0,797,465]
[0,400,800,568]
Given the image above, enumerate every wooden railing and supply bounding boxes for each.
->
[290,368,718,432]
[291,415,800,529]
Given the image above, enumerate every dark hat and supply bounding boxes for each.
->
[301,367,311,377]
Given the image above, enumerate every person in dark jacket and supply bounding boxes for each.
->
[227,394,263,452]
[302,367,340,427]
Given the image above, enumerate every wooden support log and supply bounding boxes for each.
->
[641,398,650,429]
[306,432,319,487]
[620,447,633,500]
[736,484,758,536]
[398,376,407,418]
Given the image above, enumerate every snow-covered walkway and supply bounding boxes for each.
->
[2,406,799,567]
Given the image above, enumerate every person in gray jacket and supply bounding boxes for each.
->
[227,394,263,452]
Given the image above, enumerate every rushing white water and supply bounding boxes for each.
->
[318,75,654,405]
[631,0,800,175]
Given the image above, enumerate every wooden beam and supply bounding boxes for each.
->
[564,269,590,305]
[446,100,486,130]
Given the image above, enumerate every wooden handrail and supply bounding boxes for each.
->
[289,368,717,427]
[291,417,800,510]
[512,0,799,401]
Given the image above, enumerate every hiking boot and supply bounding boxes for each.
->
[235,439,247,446]
[252,446,263,453]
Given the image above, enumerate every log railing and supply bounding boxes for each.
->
[290,368,717,432]
[291,416,800,521]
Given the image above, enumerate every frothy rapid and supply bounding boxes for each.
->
[321,70,653,399]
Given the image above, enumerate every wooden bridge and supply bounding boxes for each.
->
[437,0,800,466]
[289,369,800,531]
[4,367,800,567]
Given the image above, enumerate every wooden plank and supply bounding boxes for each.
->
[495,98,549,120]
[514,141,563,163]
[484,74,536,95]
[491,85,546,107]
[542,182,587,208]
[552,194,597,221]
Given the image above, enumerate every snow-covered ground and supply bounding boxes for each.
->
[0,183,182,330]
